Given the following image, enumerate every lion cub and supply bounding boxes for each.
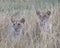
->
[7,15,25,43]
[36,10,52,32]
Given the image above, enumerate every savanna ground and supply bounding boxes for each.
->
[0,0,60,48]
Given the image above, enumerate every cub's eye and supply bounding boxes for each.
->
[18,23,20,25]
[13,24,15,25]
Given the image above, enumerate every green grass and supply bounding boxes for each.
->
[0,0,58,13]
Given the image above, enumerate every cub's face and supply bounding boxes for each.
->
[11,18,25,32]
[36,10,51,21]
[36,10,51,31]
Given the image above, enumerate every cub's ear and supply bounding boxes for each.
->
[46,11,51,16]
[36,10,40,16]
[11,18,15,23]
[20,18,25,24]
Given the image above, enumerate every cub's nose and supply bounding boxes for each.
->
[15,28,18,31]
[18,23,21,26]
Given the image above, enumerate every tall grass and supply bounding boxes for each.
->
[0,0,59,48]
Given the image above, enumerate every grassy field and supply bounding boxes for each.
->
[0,0,60,48]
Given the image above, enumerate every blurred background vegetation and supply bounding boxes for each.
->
[0,0,58,14]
